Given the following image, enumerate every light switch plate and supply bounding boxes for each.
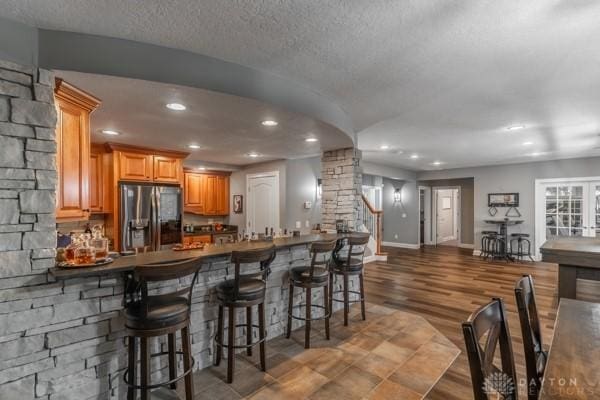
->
[295,221,301,229]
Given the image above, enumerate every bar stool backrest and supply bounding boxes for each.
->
[134,257,204,314]
[230,245,276,299]
[308,240,337,279]
[514,275,545,398]
[344,234,370,267]
[462,298,518,400]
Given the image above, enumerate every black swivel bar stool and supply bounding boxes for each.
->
[124,257,203,400]
[510,233,534,262]
[286,240,336,348]
[330,234,370,326]
[214,245,276,383]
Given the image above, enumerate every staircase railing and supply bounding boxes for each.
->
[361,194,383,255]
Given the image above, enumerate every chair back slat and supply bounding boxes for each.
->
[133,257,204,313]
[230,245,276,300]
[308,240,336,279]
[344,234,370,266]
[462,298,518,400]
[515,275,545,399]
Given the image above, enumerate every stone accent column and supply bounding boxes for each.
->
[321,148,362,231]
[0,59,58,399]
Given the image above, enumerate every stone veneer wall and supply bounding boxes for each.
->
[321,148,363,231]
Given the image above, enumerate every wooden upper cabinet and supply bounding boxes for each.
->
[153,156,181,183]
[89,151,102,212]
[54,79,100,220]
[118,151,153,181]
[184,173,205,213]
[184,171,229,215]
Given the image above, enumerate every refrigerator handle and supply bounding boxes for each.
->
[155,187,162,251]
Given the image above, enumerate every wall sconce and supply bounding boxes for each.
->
[394,187,402,202]
[317,178,322,198]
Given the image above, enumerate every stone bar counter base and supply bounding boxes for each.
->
[1,243,356,399]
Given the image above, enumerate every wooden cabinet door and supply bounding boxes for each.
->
[191,235,212,244]
[55,99,90,219]
[154,156,181,183]
[118,151,153,181]
[204,175,218,215]
[89,152,102,212]
[184,173,205,213]
[216,176,230,215]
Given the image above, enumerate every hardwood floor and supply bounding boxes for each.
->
[364,245,560,400]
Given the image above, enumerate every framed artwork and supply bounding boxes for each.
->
[233,194,243,213]
[488,193,519,207]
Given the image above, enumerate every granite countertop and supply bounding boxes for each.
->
[50,233,364,280]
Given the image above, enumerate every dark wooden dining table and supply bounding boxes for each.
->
[540,299,600,399]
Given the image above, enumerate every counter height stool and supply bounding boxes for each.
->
[124,257,203,400]
[214,245,276,383]
[510,233,534,262]
[330,234,370,326]
[286,240,337,348]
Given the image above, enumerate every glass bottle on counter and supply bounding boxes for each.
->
[89,227,109,261]
[74,236,95,265]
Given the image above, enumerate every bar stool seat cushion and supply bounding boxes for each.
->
[125,294,190,330]
[216,278,265,302]
[333,258,364,273]
[291,266,328,284]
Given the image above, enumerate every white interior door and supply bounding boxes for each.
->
[436,189,455,242]
[246,172,279,235]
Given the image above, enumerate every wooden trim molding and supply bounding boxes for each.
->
[104,142,190,159]
[54,78,101,112]
[183,168,232,176]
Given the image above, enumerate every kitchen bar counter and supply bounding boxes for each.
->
[50,233,356,280]
[540,237,600,299]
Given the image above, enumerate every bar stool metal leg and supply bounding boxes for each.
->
[215,305,224,366]
[140,337,150,400]
[127,336,137,400]
[359,273,366,320]
[286,283,294,339]
[181,326,194,400]
[227,307,235,383]
[343,272,350,326]
[258,302,266,371]
[168,333,177,389]
[246,306,253,356]
[324,283,330,340]
[305,288,312,349]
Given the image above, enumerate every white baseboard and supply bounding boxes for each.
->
[459,243,474,249]
[382,241,420,250]
[472,249,481,256]
[364,254,388,263]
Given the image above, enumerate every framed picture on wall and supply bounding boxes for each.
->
[233,195,243,213]
[488,193,519,207]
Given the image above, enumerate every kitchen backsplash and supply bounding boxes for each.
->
[56,214,107,235]
[183,213,228,226]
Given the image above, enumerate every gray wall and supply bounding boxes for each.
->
[0,17,38,66]
[381,177,419,245]
[418,178,475,245]
[285,157,321,232]
[417,156,600,251]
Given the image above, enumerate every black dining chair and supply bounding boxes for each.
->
[462,298,518,400]
[514,275,547,400]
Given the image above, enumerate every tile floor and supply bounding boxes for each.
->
[165,303,459,400]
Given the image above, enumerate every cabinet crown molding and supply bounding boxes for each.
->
[104,142,190,159]
[54,78,101,112]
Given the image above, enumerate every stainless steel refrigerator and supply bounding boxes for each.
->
[119,183,182,252]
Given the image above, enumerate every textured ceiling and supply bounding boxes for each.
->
[3,1,600,170]
[57,71,351,167]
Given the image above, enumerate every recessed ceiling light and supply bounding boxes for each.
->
[507,125,525,131]
[196,167,206,171]
[410,154,419,159]
[188,144,201,149]
[261,120,278,126]
[522,141,533,146]
[102,129,120,136]
[380,145,389,150]
[166,103,186,111]
[246,152,260,158]
[305,137,318,142]
[529,152,541,157]
[432,161,442,166]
